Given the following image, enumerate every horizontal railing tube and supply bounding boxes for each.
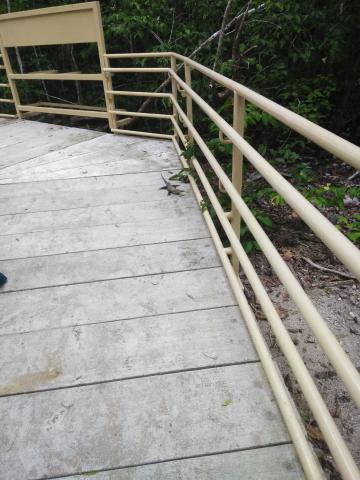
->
[0,113,17,118]
[105,52,172,58]
[111,128,173,140]
[106,50,360,478]
[9,72,103,81]
[170,108,360,479]
[109,109,172,120]
[17,105,108,118]
[171,95,360,410]
[103,67,171,73]
[191,152,360,480]
[106,90,172,98]
[172,53,360,169]
[169,70,360,280]
[105,51,360,167]
[172,139,324,480]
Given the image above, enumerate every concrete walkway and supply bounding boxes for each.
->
[0,119,303,479]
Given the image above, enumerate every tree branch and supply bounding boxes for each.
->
[70,45,83,105]
[189,3,264,58]
[232,1,251,80]
[212,0,234,73]
[126,2,265,128]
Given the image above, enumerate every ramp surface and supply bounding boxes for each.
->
[0,119,303,479]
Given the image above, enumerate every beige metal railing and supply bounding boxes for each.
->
[103,52,360,480]
[0,2,116,127]
[0,48,17,118]
[1,3,360,478]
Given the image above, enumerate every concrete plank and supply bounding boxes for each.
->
[0,118,19,128]
[0,267,234,335]
[0,121,103,170]
[0,194,197,236]
[0,147,175,180]
[0,364,289,479]
[0,126,170,165]
[0,119,78,142]
[0,171,185,215]
[0,131,175,178]
[0,155,179,183]
[0,238,219,292]
[0,170,173,198]
[0,120,302,480]
[0,121,72,149]
[0,130,134,172]
[0,128,177,182]
[62,445,304,480]
[0,306,257,395]
[0,210,208,260]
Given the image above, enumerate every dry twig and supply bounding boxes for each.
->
[301,256,356,280]
[212,0,234,75]
[348,170,359,181]
[232,1,251,80]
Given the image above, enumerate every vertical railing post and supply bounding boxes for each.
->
[231,92,245,274]
[0,34,21,118]
[170,55,179,140]
[93,2,117,131]
[101,55,117,130]
[184,63,193,144]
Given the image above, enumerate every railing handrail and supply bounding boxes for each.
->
[173,52,360,169]
[103,51,360,480]
[104,52,360,279]
[104,51,360,169]
[169,68,360,280]
[171,93,359,479]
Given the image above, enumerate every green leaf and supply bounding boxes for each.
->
[244,240,255,254]
[348,231,360,242]
[258,215,273,227]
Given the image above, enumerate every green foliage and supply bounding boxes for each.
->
[240,209,273,254]
[301,185,359,209]
[1,0,358,248]
[199,199,209,212]
[168,167,192,183]
[336,214,360,243]
[1,0,358,140]
[182,144,201,161]
[245,104,278,130]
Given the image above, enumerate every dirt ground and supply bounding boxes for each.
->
[244,238,359,479]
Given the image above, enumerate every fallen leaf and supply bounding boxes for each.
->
[330,403,341,418]
[307,425,324,443]
[282,249,295,261]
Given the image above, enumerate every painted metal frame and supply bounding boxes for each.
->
[0,41,18,118]
[105,51,360,480]
[0,2,116,128]
[1,4,360,478]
